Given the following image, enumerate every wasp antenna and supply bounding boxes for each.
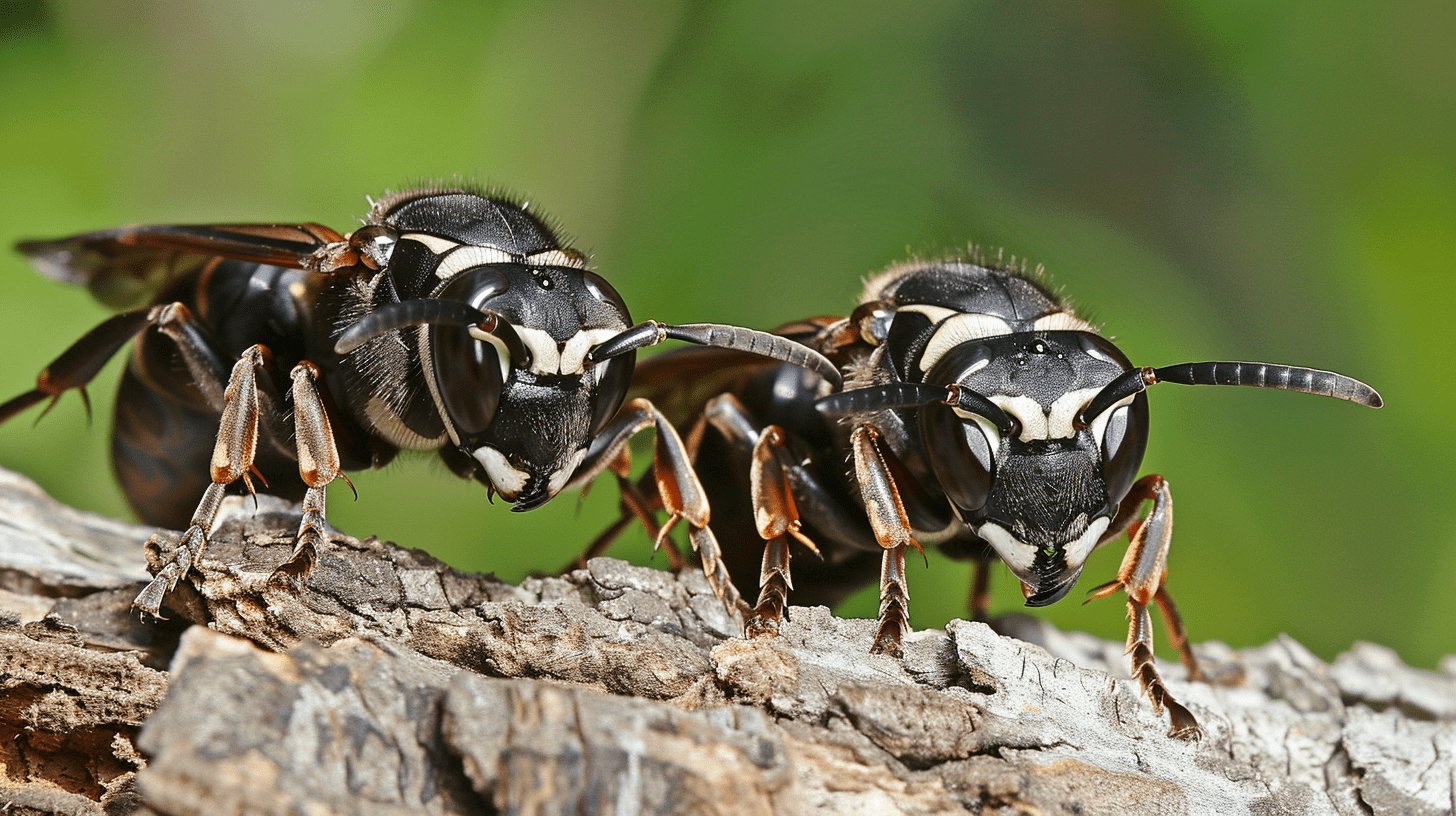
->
[334,299,489,354]
[662,323,842,387]
[1152,362,1382,408]
[945,384,1018,436]
[815,382,944,416]
[1078,367,1156,427]
[588,321,666,363]
[589,321,841,386]
[468,312,532,369]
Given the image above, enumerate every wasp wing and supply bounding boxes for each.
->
[16,222,346,310]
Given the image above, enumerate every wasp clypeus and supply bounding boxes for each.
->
[0,187,839,617]
[604,256,1380,739]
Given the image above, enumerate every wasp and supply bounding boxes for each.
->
[614,256,1380,738]
[0,187,839,617]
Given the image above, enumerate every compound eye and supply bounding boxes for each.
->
[1098,392,1148,505]
[922,401,997,516]
[588,354,635,436]
[583,271,632,324]
[430,324,504,445]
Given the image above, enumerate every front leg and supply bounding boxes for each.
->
[134,345,272,616]
[850,424,921,657]
[272,361,346,579]
[1087,474,1202,740]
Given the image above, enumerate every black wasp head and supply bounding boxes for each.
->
[345,189,637,509]
[918,331,1149,606]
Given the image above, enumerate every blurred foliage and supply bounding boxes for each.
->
[0,0,1450,666]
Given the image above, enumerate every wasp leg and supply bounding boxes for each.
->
[271,361,343,579]
[134,344,273,617]
[743,426,822,637]
[701,392,876,637]
[565,397,741,614]
[0,307,155,424]
[1087,474,1202,740]
[850,424,921,657]
[1093,474,1203,682]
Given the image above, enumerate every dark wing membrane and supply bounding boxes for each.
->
[16,222,346,310]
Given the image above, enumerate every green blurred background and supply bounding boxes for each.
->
[0,1,1450,667]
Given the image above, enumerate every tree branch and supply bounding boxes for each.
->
[1,465,1452,815]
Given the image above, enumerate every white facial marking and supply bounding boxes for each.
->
[919,313,1015,373]
[562,328,626,377]
[513,326,564,375]
[1063,516,1110,571]
[547,448,588,498]
[401,233,460,254]
[985,386,1117,442]
[468,325,513,382]
[508,326,624,376]
[1032,312,1093,332]
[434,245,516,279]
[472,446,529,496]
[977,522,1039,574]
[1045,386,1105,439]
[989,395,1048,441]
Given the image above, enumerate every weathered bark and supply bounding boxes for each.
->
[1,465,1453,815]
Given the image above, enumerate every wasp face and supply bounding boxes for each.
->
[364,190,636,509]
[418,263,634,508]
[919,331,1149,605]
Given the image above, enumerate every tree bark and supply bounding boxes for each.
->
[0,465,1452,815]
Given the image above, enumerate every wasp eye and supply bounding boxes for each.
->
[1096,392,1149,506]
[922,401,997,516]
[430,324,504,444]
[588,354,634,436]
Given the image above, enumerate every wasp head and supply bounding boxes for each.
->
[919,331,1148,606]
[421,263,634,510]
[339,190,637,511]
